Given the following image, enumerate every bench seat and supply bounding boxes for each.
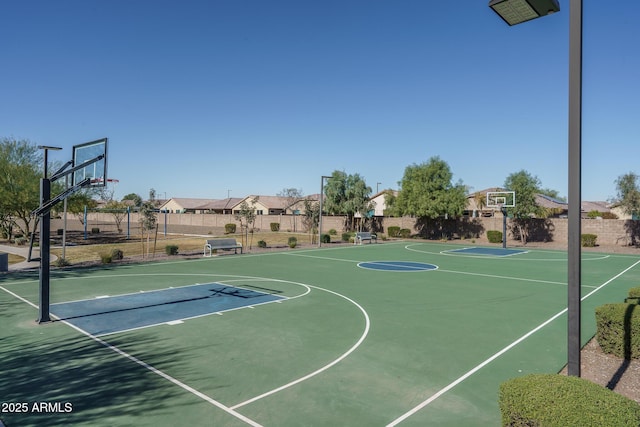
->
[204,238,243,256]
[354,232,377,245]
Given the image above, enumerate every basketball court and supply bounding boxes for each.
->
[2,240,639,426]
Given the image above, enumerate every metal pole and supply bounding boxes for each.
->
[501,206,507,249]
[37,149,52,323]
[567,0,583,377]
[318,175,332,247]
[318,176,324,247]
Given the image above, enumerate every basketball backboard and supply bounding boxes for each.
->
[486,191,516,208]
[72,138,107,187]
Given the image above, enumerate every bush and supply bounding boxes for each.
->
[100,253,112,264]
[328,229,337,235]
[499,373,640,427]
[165,245,179,255]
[487,230,503,244]
[582,233,598,247]
[287,236,297,248]
[91,227,100,234]
[627,287,640,304]
[342,232,353,242]
[258,240,267,248]
[111,248,124,260]
[57,228,64,236]
[270,222,280,232]
[399,228,411,238]
[54,257,71,267]
[595,303,640,359]
[224,223,236,234]
[321,234,330,244]
[387,226,401,238]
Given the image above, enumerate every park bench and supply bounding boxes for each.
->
[354,231,377,245]
[203,238,243,256]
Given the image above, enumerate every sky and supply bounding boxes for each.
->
[2,1,639,203]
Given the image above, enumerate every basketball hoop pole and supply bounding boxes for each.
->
[36,145,62,323]
[500,205,507,249]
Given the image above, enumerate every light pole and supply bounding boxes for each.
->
[489,0,583,376]
[318,175,331,247]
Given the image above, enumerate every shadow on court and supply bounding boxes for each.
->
[0,324,193,427]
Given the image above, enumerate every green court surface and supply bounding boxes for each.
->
[2,241,639,426]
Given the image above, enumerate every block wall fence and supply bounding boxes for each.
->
[51,212,635,247]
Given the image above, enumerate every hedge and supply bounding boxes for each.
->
[595,303,640,359]
[582,233,598,247]
[627,287,640,304]
[499,374,640,426]
[387,226,401,238]
[224,223,236,234]
[487,230,502,244]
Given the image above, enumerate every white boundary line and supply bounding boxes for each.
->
[0,283,264,427]
[231,283,370,409]
[1,272,371,424]
[405,243,611,262]
[386,257,640,426]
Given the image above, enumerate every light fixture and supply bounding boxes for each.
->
[489,0,560,26]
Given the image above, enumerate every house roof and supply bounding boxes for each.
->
[159,198,217,210]
[195,198,243,210]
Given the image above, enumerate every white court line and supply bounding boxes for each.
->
[0,284,264,427]
[436,268,589,288]
[386,257,640,426]
[231,283,371,409]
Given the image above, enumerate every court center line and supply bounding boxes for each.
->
[386,257,640,426]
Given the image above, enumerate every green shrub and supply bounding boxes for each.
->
[287,236,297,248]
[387,226,401,237]
[91,227,100,234]
[54,257,71,267]
[57,228,64,236]
[224,223,236,234]
[270,222,280,232]
[595,303,640,359]
[398,228,411,238]
[100,253,112,264]
[342,232,353,242]
[328,229,337,235]
[258,240,267,248]
[321,234,330,244]
[627,287,640,304]
[111,248,124,260]
[582,233,598,247]
[499,373,640,427]
[487,230,503,244]
[14,237,26,246]
[165,245,179,255]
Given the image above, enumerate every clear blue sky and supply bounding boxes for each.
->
[2,1,639,202]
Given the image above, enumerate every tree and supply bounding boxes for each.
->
[614,172,640,218]
[0,137,43,238]
[395,156,467,219]
[234,197,258,249]
[65,190,98,226]
[504,170,546,244]
[122,193,143,207]
[139,189,158,257]
[323,171,373,231]
[302,199,320,243]
[278,188,304,231]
